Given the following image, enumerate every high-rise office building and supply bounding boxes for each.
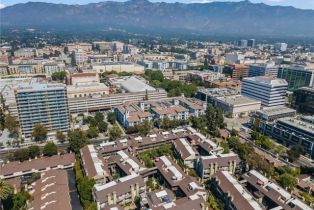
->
[274,43,288,52]
[241,76,288,107]
[277,65,314,91]
[248,62,279,78]
[293,87,314,115]
[15,79,70,139]
[247,39,256,48]
[238,40,248,48]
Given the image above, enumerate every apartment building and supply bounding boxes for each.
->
[15,80,70,139]
[93,174,146,209]
[211,171,263,210]
[242,170,311,210]
[173,138,199,168]
[28,170,72,210]
[196,153,240,181]
[0,153,75,179]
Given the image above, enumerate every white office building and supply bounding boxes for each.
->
[241,76,288,107]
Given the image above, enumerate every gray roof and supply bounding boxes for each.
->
[121,76,155,93]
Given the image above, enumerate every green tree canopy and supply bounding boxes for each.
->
[98,121,108,133]
[56,130,66,143]
[86,127,99,139]
[107,112,116,125]
[94,112,104,122]
[32,124,48,142]
[0,179,13,201]
[43,142,58,156]
[51,71,67,81]
[109,125,122,141]
[68,129,89,153]
[287,145,304,162]
[5,115,18,135]
[28,145,41,158]
[137,120,151,136]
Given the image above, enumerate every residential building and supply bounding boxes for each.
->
[241,76,288,107]
[248,62,279,77]
[115,103,153,128]
[293,87,314,114]
[242,170,312,210]
[173,138,199,168]
[15,79,70,139]
[196,153,240,180]
[93,174,146,209]
[230,64,249,80]
[211,171,263,210]
[67,72,100,85]
[277,65,314,91]
[0,153,75,179]
[14,48,37,58]
[28,170,72,210]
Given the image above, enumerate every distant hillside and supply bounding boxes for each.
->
[1,0,314,37]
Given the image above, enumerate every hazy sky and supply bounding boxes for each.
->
[1,0,314,10]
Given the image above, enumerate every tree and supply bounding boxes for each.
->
[109,125,122,141]
[32,124,48,142]
[86,127,99,139]
[98,121,108,133]
[94,112,104,122]
[43,142,58,156]
[51,71,67,81]
[220,141,230,154]
[287,145,304,162]
[137,120,151,136]
[13,149,29,161]
[231,128,239,137]
[56,130,66,143]
[107,112,116,124]
[278,173,297,191]
[4,115,18,135]
[77,177,95,203]
[203,59,209,69]
[0,108,5,131]
[28,145,40,158]
[0,179,13,201]
[68,129,89,153]
[206,105,224,136]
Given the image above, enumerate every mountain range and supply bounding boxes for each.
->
[1,0,314,37]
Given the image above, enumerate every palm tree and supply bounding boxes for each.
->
[0,179,13,210]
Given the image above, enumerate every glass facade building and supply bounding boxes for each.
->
[277,66,314,91]
[293,87,314,115]
[15,82,70,139]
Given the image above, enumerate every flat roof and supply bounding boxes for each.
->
[257,106,296,117]
[216,95,261,106]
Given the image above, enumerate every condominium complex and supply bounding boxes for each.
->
[15,79,70,139]
[241,76,288,107]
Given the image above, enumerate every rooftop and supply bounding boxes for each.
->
[216,95,261,106]
[121,76,155,93]
[243,76,288,87]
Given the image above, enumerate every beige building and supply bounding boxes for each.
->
[67,83,109,98]
[92,62,144,74]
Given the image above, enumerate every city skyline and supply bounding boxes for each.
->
[1,0,314,10]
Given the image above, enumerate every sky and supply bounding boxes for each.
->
[1,0,314,10]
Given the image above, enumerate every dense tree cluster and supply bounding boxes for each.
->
[51,71,67,81]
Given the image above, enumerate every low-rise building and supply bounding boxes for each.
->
[211,171,263,210]
[196,153,240,180]
[214,95,261,118]
[28,170,72,210]
[242,170,312,210]
[173,138,199,168]
[0,153,75,179]
[92,62,144,74]
[93,174,146,209]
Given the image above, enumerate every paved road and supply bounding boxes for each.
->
[67,169,83,210]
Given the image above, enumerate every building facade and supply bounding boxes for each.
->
[15,81,70,139]
[241,76,288,107]
[277,65,314,91]
[293,87,314,115]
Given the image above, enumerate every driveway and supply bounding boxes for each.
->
[67,169,83,210]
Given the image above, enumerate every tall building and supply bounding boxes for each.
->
[241,76,288,107]
[293,87,314,114]
[238,39,248,48]
[277,65,314,91]
[247,39,256,48]
[15,80,70,139]
[274,42,288,52]
[72,48,87,66]
[248,62,279,77]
